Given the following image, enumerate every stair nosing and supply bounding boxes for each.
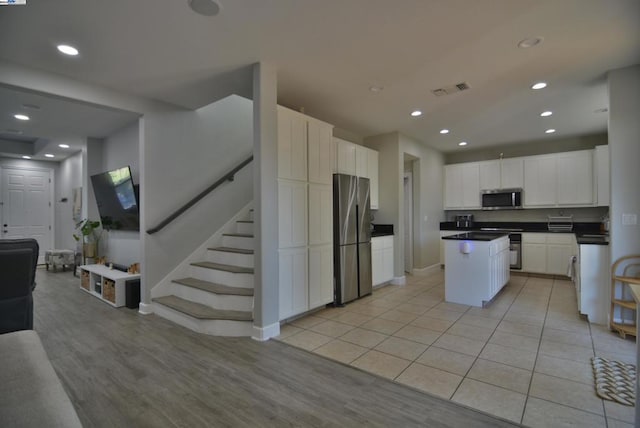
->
[173,277,254,296]
[207,246,254,255]
[223,233,254,238]
[153,295,253,321]
[191,261,254,274]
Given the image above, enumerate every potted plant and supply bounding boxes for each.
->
[73,219,103,259]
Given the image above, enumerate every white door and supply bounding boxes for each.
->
[1,167,53,263]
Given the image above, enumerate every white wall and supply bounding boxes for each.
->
[365,131,445,277]
[99,121,141,266]
[608,65,640,263]
[141,95,254,302]
[56,149,83,251]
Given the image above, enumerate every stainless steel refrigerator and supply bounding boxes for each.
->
[333,173,372,305]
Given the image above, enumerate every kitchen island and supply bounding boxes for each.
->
[442,232,510,307]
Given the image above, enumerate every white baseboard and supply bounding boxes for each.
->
[391,275,406,285]
[412,264,441,276]
[138,302,154,315]
[252,322,280,341]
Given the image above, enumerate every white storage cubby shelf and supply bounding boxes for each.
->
[79,264,140,308]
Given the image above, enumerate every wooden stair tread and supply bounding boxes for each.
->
[236,221,254,224]
[153,295,253,321]
[223,233,253,238]
[208,246,254,255]
[191,261,254,274]
[173,277,254,296]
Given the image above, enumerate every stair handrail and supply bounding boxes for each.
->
[146,155,253,235]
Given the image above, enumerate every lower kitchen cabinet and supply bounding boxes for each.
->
[372,236,394,285]
[308,244,334,309]
[522,233,577,275]
[576,244,609,325]
[278,248,308,320]
[440,231,462,265]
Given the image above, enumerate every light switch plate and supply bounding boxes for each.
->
[622,213,637,226]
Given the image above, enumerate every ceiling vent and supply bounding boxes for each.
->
[431,82,470,97]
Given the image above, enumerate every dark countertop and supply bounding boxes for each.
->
[372,224,394,237]
[440,221,609,245]
[441,232,509,241]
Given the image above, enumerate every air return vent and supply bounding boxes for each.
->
[431,82,471,96]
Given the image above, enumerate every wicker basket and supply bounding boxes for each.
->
[81,270,90,290]
[103,279,116,303]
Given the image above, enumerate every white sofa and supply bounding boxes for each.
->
[0,330,82,427]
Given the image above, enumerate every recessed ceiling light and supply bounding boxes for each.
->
[411,110,422,117]
[22,156,31,160]
[545,129,556,134]
[531,82,547,90]
[14,114,29,121]
[45,154,55,158]
[440,129,450,134]
[57,44,79,56]
[540,111,553,117]
[21,103,40,110]
[458,141,468,146]
[518,37,544,48]
[58,144,70,148]
[369,86,384,92]
[188,0,221,16]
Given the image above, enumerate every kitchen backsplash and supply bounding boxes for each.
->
[445,207,609,223]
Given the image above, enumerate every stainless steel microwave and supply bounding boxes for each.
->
[481,188,523,210]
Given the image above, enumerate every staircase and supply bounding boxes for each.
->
[152,213,255,337]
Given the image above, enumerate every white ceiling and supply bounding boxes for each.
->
[0,0,638,158]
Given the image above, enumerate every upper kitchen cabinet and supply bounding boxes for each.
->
[595,145,609,206]
[444,163,480,209]
[307,118,334,185]
[524,150,593,207]
[335,137,357,175]
[334,138,379,209]
[278,106,307,181]
[479,158,524,190]
[278,106,334,184]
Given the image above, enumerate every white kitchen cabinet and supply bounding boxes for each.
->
[522,233,576,275]
[372,236,394,285]
[479,160,500,190]
[556,150,593,206]
[524,155,557,207]
[308,244,334,309]
[595,145,610,206]
[368,149,379,209]
[308,184,332,245]
[307,118,333,185]
[335,138,357,175]
[522,233,548,273]
[278,180,308,248]
[355,145,368,178]
[444,163,480,209]
[277,107,307,181]
[501,158,524,189]
[278,248,308,320]
[577,243,609,325]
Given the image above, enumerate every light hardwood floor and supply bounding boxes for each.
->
[31,268,519,428]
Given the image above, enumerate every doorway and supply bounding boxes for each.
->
[404,172,413,273]
[1,166,54,263]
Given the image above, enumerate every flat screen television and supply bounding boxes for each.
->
[90,166,140,231]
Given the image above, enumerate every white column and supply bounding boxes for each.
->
[252,62,280,340]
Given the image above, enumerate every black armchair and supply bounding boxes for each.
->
[0,238,39,334]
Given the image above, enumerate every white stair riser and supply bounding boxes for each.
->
[248,211,254,222]
[222,235,254,250]
[206,250,254,268]
[153,303,253,337]
[236,222,254,235]
[190,265,254,288]
[172,283,254,311]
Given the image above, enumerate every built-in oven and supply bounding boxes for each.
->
[509,233,522,270]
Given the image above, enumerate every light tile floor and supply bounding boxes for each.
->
[275,271,637,427]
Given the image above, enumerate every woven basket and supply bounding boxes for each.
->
[103,279,116,303]
[81,270,90,290]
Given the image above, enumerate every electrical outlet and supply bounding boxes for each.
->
[622,213,637,226]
